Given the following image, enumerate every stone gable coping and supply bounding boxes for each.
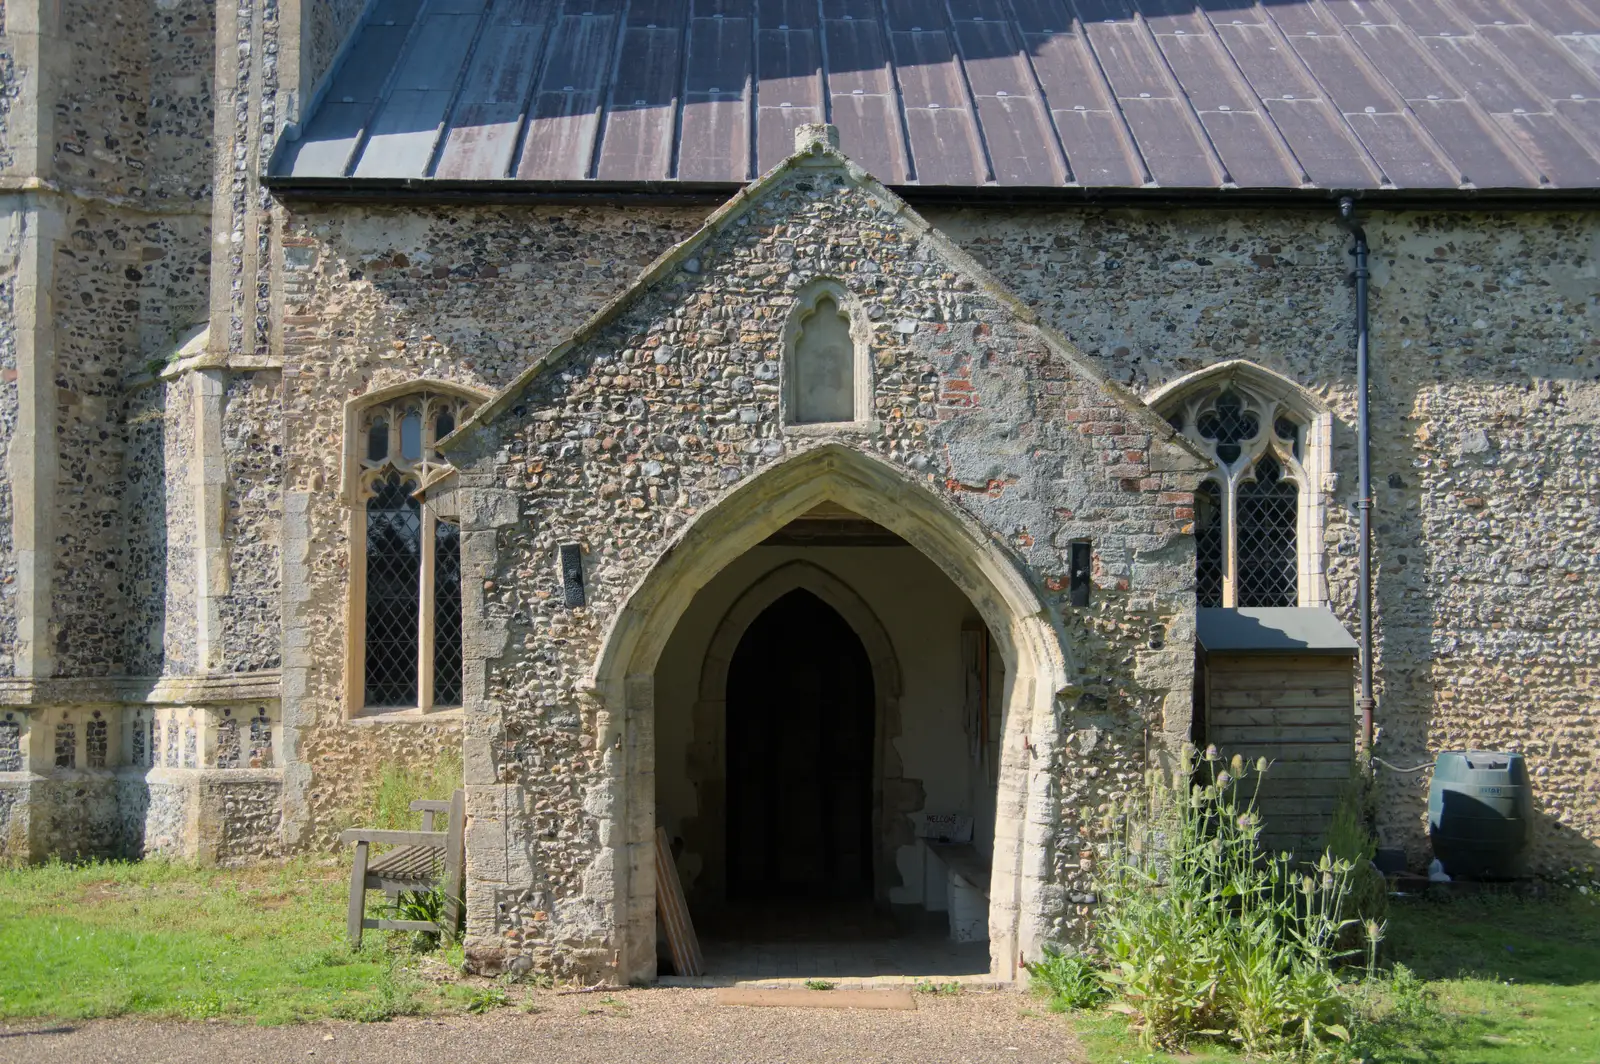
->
[437,125,1208,473]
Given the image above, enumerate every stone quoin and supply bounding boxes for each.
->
[2,0,1599,985]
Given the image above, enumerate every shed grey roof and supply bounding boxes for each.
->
[1197,607,1359,654]
[270,0,1600,194]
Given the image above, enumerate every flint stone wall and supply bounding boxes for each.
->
[21,775,122,859]
[119,774,190,857]
[208,773,283,863]
[301,0,369,104]
[221,371,284,671]
[443,163,1202,979]
[0,216,19,677]
[270,185,1600,964]
[274,203,706,845]
[0,779,27,855]
[0,19,17,174]
[942,208,1600,876]
[122,384,177,676]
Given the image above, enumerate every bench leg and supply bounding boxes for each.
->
[441,789,466,943]
[348,841,370,949]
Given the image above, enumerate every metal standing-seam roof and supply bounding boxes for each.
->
[269,0,1600,193]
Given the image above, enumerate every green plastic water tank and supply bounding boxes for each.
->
[1427,750,1532,879]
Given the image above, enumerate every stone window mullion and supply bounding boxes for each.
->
[1221,474,1240,608]
[417,501,437,713]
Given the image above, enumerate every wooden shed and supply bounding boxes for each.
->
[1195,608,1358,856]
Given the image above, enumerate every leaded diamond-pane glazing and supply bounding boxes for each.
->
[365,472,422,707]
[1195,480,1224,608]
[433,519,464,707]
[1236,455,1298,607]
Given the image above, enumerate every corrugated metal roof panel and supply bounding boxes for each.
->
[515,92,603,179]
[1052,105,1143,185]
[679,94,751,180]
[1409,98,1538,186]
[1497,110,1600,185]
[274,0,1600,191]
[1344,111,1456,187]
[829,92,912,183]
[1287,35,1399,115]
[1200,109,1301,187]
[354,89,455,178]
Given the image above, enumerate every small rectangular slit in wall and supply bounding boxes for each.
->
[560,543,586,608]
[1069,540,1092,608]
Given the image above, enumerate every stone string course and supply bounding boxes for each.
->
[0,0,1595,973]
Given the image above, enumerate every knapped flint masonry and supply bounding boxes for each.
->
[2,0,1599,986]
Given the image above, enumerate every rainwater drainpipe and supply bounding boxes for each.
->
[1338,197,1375,753]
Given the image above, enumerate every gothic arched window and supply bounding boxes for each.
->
[1151,363,1331,609]
[785,283,865,426]
[349,387,480,713]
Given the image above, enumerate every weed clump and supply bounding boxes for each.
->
[1054,747,1366,1057]
[1024,947,1107,1011]
[462,984,511,1014]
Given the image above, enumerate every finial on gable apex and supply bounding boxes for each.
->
[795,123,841,155]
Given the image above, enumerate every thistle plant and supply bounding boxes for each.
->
[1094,746,1360,1056]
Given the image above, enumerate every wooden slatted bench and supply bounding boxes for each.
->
[341,790,465,948]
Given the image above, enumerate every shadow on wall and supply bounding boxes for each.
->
[1366,375,1438,872]
[1390,372,1600,877]
[122,386,170,676]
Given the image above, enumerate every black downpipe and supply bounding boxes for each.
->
[1338,198,1375,751]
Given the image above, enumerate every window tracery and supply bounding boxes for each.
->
[1160,373,1325,608]
[351,388,479,713]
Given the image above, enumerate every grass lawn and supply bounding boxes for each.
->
[4,853,1598,1064]
[1067,889,1600,1064]
[0,857,493,1024]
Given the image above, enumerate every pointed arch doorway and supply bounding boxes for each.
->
[725,588,875,902]
[587,444,1075,984]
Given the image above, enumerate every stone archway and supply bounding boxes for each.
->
[681,560,912,909]
[585,443,1075,984]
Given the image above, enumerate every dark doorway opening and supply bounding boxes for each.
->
[725,588,875,901]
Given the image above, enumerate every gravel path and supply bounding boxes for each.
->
[0,988,1084,1064]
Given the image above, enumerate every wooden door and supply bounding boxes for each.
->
[726,589,875,900]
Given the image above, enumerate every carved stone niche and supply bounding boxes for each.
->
[783,280,871,430]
